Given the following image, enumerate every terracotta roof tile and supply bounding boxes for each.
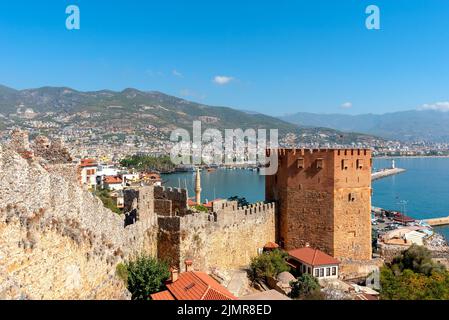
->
[165,271,236,300]
[80,159,97,167]
[288,247,340,266]
[104,176,122,184]
[151,290,175,300]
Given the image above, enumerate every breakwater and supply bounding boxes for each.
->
[371,168,406,181]
[424,216,449,227]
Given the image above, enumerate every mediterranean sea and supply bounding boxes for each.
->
[162,158,449,242]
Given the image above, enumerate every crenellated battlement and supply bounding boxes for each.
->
[180,201,275,227]
[154,186,188,201]
[266,148,372,156]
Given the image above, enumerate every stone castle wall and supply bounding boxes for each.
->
[154,186,189,216]
[151,186,276,272]
[0,142,157,299]
[9,129,72,165]
[178,202,276,272]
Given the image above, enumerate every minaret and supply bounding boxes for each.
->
[195,167,202,205]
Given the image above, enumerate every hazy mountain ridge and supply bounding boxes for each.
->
[279,110,449,142]
[0,85,384,145]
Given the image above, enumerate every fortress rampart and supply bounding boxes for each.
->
[125,186,276,272]
[0,135,157,299]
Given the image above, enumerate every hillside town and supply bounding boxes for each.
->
[2,122,449,165]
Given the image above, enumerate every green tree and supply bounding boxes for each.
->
[122,255,170,300]
[120,154,175,172]
[228,196,249,207]
[248,249,290,282]
[192,204,208,212]
[380,245,449,300]
[290,273,323,300]
[390,244,445,276]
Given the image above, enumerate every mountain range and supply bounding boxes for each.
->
[0,85,382,145]
[279,110,449,142]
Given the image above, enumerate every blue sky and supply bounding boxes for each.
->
[1,0,448,116]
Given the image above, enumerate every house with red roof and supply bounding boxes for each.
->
[287,245,340,280]
[103,175,123,191]
[151,261,236,301]
[79,158,98,187]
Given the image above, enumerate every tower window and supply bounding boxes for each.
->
[348,193,356,202]
[316,158,324,169]
[297,158,304,169]
[356,159,364,169]
[341,159,349,170]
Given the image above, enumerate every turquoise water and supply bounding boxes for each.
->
[162,158,449,241]
[162,168,265,204]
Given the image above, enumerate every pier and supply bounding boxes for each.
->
[371,168,406,181]
[424,216,449,227]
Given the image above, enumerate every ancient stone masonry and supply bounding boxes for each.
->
[153,186,189,217]
[31,135,72,164]
[0,136,157,300]
[178,201,276,272]
[9,129,72,165]
[266,148,372,262]
[125,186,276,272]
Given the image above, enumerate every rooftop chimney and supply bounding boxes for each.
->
[170,267,179,283]
[185,259,193,272]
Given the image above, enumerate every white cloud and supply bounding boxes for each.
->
[340,102,353,109]
[213,75,234,85]
[172,69,183,78]
[420,101,449,112]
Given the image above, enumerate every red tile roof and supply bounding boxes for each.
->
[203,199,223,208]
[80,158,97,167]
[151,290,175,300]
[188,199,198,207]
[288,247,340,267]
[159,271,236,300]
[104,176,122,184]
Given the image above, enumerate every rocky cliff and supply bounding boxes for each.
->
[0,137,156,299]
